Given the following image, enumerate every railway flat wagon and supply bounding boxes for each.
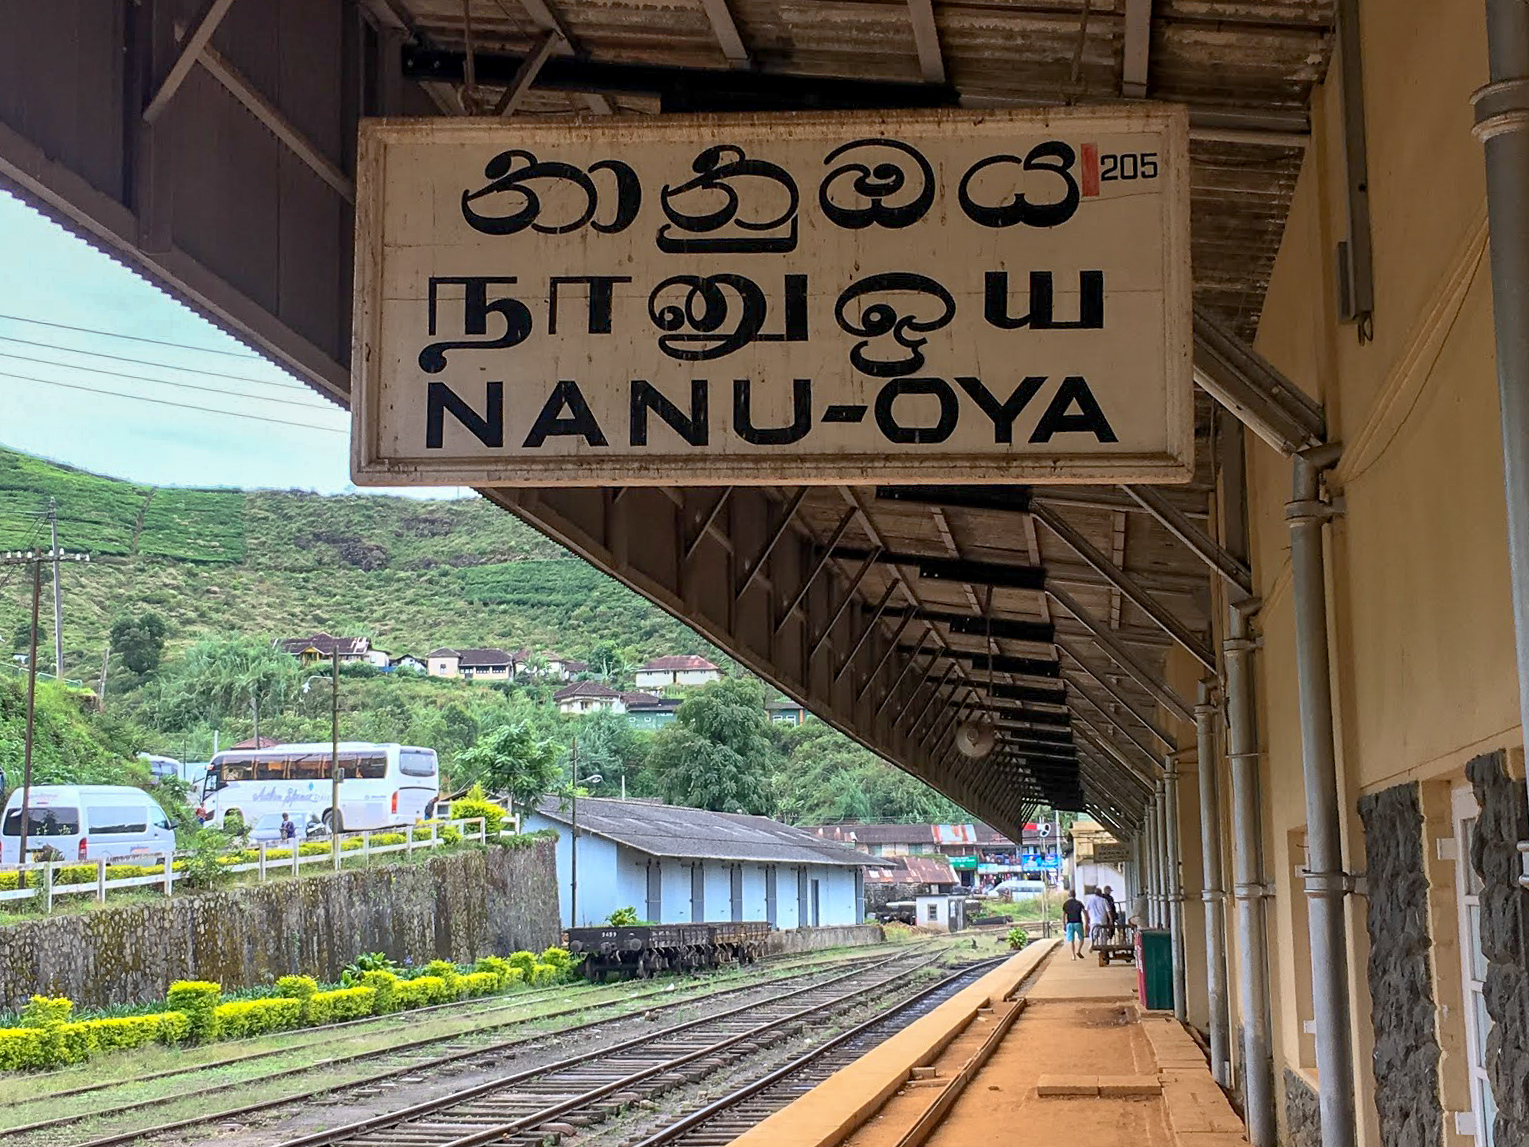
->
[567,921,771,980]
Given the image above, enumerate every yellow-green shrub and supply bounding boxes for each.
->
[530,963,559,986]
[473,956,512,985]
[43,1023,95,1066]
[78,1012,189,1051]
[507,951,537,978]
[275,975,318,1000]
[458,971,500,998]
[22,995,73,1026]
[451,785,508,835]
[392,978,434,1010]
[166,981,221,1042]
[304,986,376,1024]
[422,959,462,995]
[370,832,408,846]
[504,967,526,986]
[0,1028,45,1070]
[213,998,303,1038]
[361,969,399,1013]
[538,947,573,974]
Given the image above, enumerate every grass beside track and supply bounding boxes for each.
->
[0,943,932,1146]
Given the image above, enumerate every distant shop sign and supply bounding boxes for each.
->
[351,107,1192,487]
[1092,843,1131,865]
[949,855,979,871]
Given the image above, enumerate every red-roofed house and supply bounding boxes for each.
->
[634,655,721,691]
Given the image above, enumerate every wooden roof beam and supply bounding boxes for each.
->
[699,0,751,69]
[1121,0,1153,99]
[907,0,946,84]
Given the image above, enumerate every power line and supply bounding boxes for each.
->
[0,313,261,359]
[0,333,326,396]
[0,350,336,409]
[0,371,349,434]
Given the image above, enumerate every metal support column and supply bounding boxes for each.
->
[1475,0,1529,885]
[1287,445,1356,1147]
[1142,799,1159,925]
[1197,679,1232,1086]
[1164,757,1189,1023]
[1226,606,1275,1147]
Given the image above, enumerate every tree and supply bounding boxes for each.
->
[156,636,298,731]
[110,612,168,675]
[570,708,649,795]
[771,722,967,825]
[644,678,775,813]
[456,721,564,812]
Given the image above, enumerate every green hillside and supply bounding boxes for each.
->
[0,448,717,679]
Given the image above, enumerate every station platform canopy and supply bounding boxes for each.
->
[0,0,1336,838]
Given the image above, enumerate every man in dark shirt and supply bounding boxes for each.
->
[1061,888,1086,959]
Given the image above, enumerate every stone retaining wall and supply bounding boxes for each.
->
[0,839,560,1012]
[1357,781,1444,1147]
[1284,1068,1322,1147]
[762,923,885,956]
[1467,751,1529,1147]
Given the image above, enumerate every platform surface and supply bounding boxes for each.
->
[728,943,1247,1147]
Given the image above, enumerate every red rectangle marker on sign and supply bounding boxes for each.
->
[1082,143,1100,197]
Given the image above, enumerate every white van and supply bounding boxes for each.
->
[0,785,177,865]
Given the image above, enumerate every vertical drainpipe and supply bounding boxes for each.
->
[1197,679,1232,1085]
[1145,799,1161,926]
[1155,781,1171,931]
[1475,0,1529,884]
[1164,755,1189,1022]
[1225,604,1275,1147]
[1287,443,1356,1147]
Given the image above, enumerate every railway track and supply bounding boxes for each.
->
[35,948,919,1147]
[10,946,889,1119]
[255,947,953,1147]
[624,955,1013,1147]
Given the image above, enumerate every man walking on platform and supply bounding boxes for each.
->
[1062,888,1086,959]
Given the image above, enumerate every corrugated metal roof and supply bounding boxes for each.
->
[535,796,891,866]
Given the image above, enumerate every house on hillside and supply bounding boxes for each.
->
[278,633,386,668]
[555,680,625,714]
[426,647,515,681]
[512,649,587,681]
[634,655,721,691]
[622,692,681,730]
[522,796,889,928]
[766,699,808,726]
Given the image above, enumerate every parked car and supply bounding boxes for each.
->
[247,812,329,845]
[0,785,176,864]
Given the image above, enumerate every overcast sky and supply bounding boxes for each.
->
[0,191,460,498]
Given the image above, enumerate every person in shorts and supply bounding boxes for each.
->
[1084,886,1113,949]
[1062,888,1086,959]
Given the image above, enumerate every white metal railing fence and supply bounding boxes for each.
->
[0,815,519,914]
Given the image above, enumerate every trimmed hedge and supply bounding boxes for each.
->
[0,944,584,1072]
[305,987,376,1025]
[213,998,303,1038]
[166,981,221,1043]
[361,970,399,1014]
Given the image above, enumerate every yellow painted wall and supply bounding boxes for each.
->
[1213,0,1514,1143]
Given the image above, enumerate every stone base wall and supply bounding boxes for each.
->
[1284,1068,1322,1147]
[1357,782,1444,1147]
[762,923,885,956]
[0,840,559,1011]
[1467,751,1529,1146]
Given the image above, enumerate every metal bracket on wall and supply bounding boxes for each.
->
[1334,0,1375,342]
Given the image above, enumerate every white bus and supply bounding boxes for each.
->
[198,742,439,833]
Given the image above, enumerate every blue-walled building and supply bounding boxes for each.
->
[525,797,887,929]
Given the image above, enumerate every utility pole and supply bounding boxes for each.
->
[97,644,110,707]
[19,559,41,880]
[570,737,579,929]
[331,644,341,865]
[251,696,260,745]
[49,499,62,680]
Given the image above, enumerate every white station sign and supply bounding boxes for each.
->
[350,107,1192,486]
